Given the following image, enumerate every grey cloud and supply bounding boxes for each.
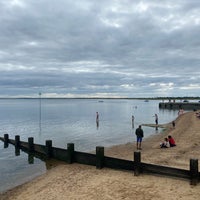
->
[0,0,200,97]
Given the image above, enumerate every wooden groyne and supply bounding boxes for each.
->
[0,134,199,186]
[159,102,200,110]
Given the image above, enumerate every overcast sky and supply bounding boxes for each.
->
[0,0,200,98]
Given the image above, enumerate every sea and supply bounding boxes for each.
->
[0,98,180,193]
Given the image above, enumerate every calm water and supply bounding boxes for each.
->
[0,99,178,192]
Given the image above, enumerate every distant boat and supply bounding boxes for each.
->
[144,100,149,102]
[98,100,104,103]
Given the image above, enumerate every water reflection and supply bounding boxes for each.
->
[15,147,20,156]
[28,153,34,164]
[96,111,99,129]
[0,142,47,193]
[96,120,99,129]
[39,92,42,135]
[4,142,8,148]
[132,115,134,129]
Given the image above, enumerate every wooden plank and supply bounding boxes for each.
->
[104,156,134,171]
[74,151,96,166]
[142,163,190,179]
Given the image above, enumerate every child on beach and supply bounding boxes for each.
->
[178,109,184,116]
[168,135,176,147]
[160,138,170,148]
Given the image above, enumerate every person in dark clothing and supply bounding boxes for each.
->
[135,125,144,150]
[172,121,175,128]
[154,114,158,125]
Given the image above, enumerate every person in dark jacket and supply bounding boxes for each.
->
[135,125,144,150]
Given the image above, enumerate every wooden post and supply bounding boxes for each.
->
[45,140,52,159]
[15,135,20,148]
[96,146,104,169]
[28,137,34,152]
[134,151,141,176]
[4,134,9,148]
[67,143,74,164]
[190,159,199,185]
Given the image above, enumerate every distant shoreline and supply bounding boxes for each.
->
[0,97,200,100]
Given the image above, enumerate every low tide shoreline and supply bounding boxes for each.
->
[1,111,200,200]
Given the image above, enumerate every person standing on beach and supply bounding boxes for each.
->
[154,114,158,125]
[172,121,175,128]
[135,125,144,150]
[96,112,99,121]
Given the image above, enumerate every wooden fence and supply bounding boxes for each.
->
[0,134,199,185]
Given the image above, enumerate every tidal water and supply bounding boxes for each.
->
[0,98,179,192]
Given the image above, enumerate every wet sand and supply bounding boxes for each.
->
[1,111,200,200]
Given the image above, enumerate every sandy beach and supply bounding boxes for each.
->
[1,111,200,200]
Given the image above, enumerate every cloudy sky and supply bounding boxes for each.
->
[0,0,200,98]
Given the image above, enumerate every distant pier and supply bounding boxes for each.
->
[159,102,200,110]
